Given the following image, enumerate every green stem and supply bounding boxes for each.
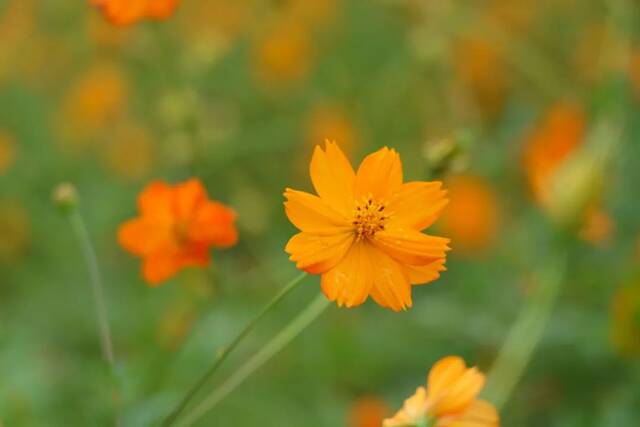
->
[484,250,567,409]
[162,272,309,427]
[176,294,330,427]
[67,208,120,425]
[68,210,115,367]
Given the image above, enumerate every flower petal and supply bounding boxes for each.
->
[190,201,238,247]
[427,356,485,417]
[286,231,354,274]
[387,181,449,231]
[355,147,403,200]
[383,386,429,427]
[437,400,500,427]
[118,218,176,256]
[320,243,374,307]
[368,247,412,311]
[175,179,208,221]
[374,228,450,266]
[309,140,356,216]
[142,253,182,285]
[406,259,447,285]
[138,181,174,221]
[284,188,351,234]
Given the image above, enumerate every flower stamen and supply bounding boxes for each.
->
[352,194,389,241]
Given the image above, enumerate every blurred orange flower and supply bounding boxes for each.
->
[610,284,640,357]
[384,356,499,427]
[119,179,238,285]
[60,62,128,144]
[284,141,449,311]
[453,36,508,120]
[306,105,358,155]
[0,200,31,262]
[630,48,640,100]
[0,132,17,175]
[103,122,156,181]
[522,102,586,208]
[440,175,499,254]
[348,396,390,427]
[254,19,312,86]
[579,207,614,247]
[91,0,180,26]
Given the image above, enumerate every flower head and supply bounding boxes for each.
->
[284,141,449,311]
[118,179,238,285]
[348,396,390,427]
[384,356,499,427]
[91,0,180,26]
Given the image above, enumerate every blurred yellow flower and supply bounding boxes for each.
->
[440,175,499,254]
[630,48,640,101]
[453,35,508,120]
[254,19,312,87]
[0,200,31,262]
[0,0,35,83]
[306,105,358,156]
[0,131,17,175]
[286,0,341,29]
[284,141,449,311]
[60,62,128,146]
[103,122,156,181]
[610,284,640,357]
[91,0,180,26]
[384,356,499,427]
[348,396,390,427]
[522,102,586,209]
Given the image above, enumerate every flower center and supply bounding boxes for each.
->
[173,221,190,245]
[352,195,389,241]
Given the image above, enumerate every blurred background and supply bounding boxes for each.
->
[1,0,640,426]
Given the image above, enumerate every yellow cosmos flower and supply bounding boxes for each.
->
[284,141,449,311]
[384,356,499,427]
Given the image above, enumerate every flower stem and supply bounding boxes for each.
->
[484,249,568,410]
[66,207,120,425]
[68,210,115,367]
[162,272,309,427]
[175,293,330,427]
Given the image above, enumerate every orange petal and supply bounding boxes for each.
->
[406,259,447,285]
[286,231,354,274]
[174,179,208,221]
[320,243,374,307]
[427,356,485,417]
[118,218,176,256]
[438,400,500,427]
[368,247,412,311]
[374,228,450,266]
[142,253,182,285]
[138,181,174,221]
[387,181,449,231]
[383,386,429,427]
[355,147,403,200]
[145,0,179,19]
[190,201,238,247]
[284,189,351,234]
[93,0,148,25]
[309,140,356,216]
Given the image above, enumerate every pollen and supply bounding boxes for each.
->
[352,194,389,241]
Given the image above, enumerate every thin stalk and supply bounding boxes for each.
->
[176,294,330,427]
[68,210,115,367]
[162,272,309,427]
[484,251,567,409]
[66,207,120,426]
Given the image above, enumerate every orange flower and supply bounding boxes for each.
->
[91,0,180,26]
[579,207,614,247]
[118,179,238,285]
[384,356,499,427]
[440,175,499,254]
[522,103,586,208]
[348,396,390,427]
[284,141,449,311]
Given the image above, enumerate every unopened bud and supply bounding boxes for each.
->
[52,182,78,212]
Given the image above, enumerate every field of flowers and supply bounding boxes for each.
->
[1,1,640,426]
